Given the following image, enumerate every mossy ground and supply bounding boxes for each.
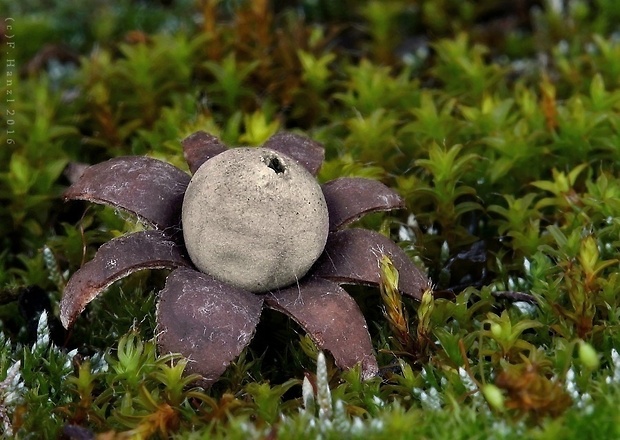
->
[2,1,620,438]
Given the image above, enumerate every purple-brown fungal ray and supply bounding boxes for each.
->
[60,128,435,386]
[313,228,429,300]
[262,132,325,176]
[63,156,190,231]
[182,131,228,174]
[266,277,379,380]
[156,267,263,384]
[60,230,189,328]
[322,177,405,231]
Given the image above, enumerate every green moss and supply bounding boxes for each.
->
[2,0,620,437]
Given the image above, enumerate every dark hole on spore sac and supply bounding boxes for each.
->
[267,156,285,174]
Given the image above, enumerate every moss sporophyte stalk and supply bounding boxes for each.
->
[60,131,429,385]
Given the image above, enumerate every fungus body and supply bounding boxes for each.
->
[182,147,329,292]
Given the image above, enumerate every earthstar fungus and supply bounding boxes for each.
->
[61,131,429,384]
[182,147,329,293]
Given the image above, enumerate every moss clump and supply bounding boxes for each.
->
[2,0,620,438]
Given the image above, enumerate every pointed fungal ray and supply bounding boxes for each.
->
[313,228,429,301]
[182,131,228,174]
[266,277,379,380]
[156,267,263,385]
[64,156,190,230]
[322,177,405,231]
[60,230,189,328]
[262,132,325,176]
